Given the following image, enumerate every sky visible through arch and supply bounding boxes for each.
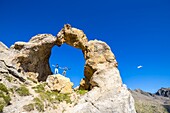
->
[0,0,170,93]
[49,44,85,88]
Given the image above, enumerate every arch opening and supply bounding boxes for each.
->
[49,44,85,87]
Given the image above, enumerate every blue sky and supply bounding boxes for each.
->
[0,0,170,93]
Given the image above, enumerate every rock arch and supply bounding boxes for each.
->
[10,24,120,89]
[55,25,136,113]
[1,24,136,112]
[56,24,119,90]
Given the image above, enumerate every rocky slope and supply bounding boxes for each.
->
[0,24,136,113]
[130,89,170,113]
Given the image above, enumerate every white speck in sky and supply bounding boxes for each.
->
[137,65,143,69]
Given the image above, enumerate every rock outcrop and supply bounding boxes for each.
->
[0,24,136,113]
[156,88,170,98]
[46,74,73,94]
[56,24,88,50]
[0,42,16,68]
[56,24,136,113]
[72,85,135,113]
[1,34,57,82]
[56,25,118,90]
[11,34,57,81]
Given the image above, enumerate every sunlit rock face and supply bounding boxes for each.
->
[56,25,118,90]
[1,34,57,81]
[82,40,118,90]
[46,74,73,94]
[0,24,136,113]
[12,34,57,81]
[56,24,88,50]
[56,24,136,113]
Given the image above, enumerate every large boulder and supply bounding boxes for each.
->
[46,74,73,94]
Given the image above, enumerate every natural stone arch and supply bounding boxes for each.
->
[10,24,120,89]
[49,43,85,86]
[56,24,119,90]
[1,24,136,112]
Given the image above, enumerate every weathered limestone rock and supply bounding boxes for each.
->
[79,78,90,90]
[56,26,118,90]
[0,24,136,113]
[25,72,39,83]
[72,86,136,113]
[10,34,57,81]
[56,24,136,113]
[56,24,88,50]
[82,40,118,89]
[71,67,136,113]
[46,74,73,94]
[0,41,8,51]
[0,42,16,68]
[0,59,26,82]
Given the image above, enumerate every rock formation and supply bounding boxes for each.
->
[56,24,88,50]
[46,74,73,94]
[0,24,136,113]
[56,24,136,113]
[1,34,57,82]
[12,34,57,81]
[56,25,118,90]
[156,88,170,98]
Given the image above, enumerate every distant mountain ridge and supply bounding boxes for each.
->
[156,88,170,98]
[130,88,170,113]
